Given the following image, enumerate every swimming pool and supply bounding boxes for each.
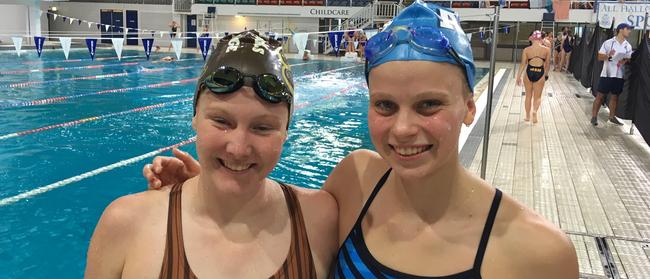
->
[0,48,487,278]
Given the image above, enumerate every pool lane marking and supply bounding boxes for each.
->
[0,137,197,207]
[1,63,361,110]
[0,58,203,75]
[4,65,195,88]
[458,68,506,153]
[0,55,141,67]
[0,98,192,140]
[0,78,198,109]
[294,81,365,110]
[0,81,371,207]
[295,64,363,81]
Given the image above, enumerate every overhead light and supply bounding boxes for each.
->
[51,6,58,11]
[235,15,244,18]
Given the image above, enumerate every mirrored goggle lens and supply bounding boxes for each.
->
[206,68,240,92]
[257,74,289,103]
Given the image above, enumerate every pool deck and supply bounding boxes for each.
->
[467,65,650,279]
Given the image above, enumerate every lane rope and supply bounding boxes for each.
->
[0,137,197,207]
[0,98,192,140]
[4,65,195,88]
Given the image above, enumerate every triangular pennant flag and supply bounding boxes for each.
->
[160,31,164,38]
[151,31,155,37]
[86,38,97,60]
[198,37,212,60]
[292,33,309,57]
[34,36,46,57]
[111,38,125,60]
[97,23,101,30]
[171,39,183,60]
[105,25,110,32]
[328,31,344,56]
[78,19,82,25]
[69,18,74,24]
[466,33,472,41]
[142,38,154,60]
[62,16,67,23]
[53,14,58,21]
[59,37,72,59]
[11,37,23,57]
[88,21,93,28]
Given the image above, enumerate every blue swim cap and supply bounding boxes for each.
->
[365,0,475,90]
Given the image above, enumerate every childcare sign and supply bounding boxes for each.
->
[597,2,650,29]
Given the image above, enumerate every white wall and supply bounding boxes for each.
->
[192,4,362,18]
[40,2,176,45]
[0,3,41,44]
[212,15,318,34]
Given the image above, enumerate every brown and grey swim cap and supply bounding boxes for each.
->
[193,30,295,128]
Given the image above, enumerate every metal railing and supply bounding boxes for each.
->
[174,0,193,12]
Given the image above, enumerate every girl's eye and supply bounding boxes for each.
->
[254,126,272,132]
[374,100,397,115]
[212,117,230,127]
[416,100,442,114]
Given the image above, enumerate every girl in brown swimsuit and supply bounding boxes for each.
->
[85,31,337,279]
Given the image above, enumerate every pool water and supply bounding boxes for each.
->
[0,48,487,278]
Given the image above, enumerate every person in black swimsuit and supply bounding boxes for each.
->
[168,20,179,51]
[516,30,551,123]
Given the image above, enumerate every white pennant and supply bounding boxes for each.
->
[171,39,183,60]
[160,31,165,38]
[11,37,23,57]
[105,25,110,32]
[88,22,93,28]
[111,38,125,60]
[53,14,58,21]
[466,33,472,41]
[69,18,74,24]
[59,37,72,59]
[292,33,309,56]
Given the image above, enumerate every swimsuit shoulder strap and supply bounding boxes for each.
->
[473,188,503,271]
[275,183,317,278]
[352,168,392,228]
[160,183,196,278]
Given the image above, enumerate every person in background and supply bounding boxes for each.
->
[591,23,634,126]
[357,31,367,59]
[554,28,566,71]
[560,27,573,72]
[516,31,551,124]
[303,49,311,61]
[168,20,180,52]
